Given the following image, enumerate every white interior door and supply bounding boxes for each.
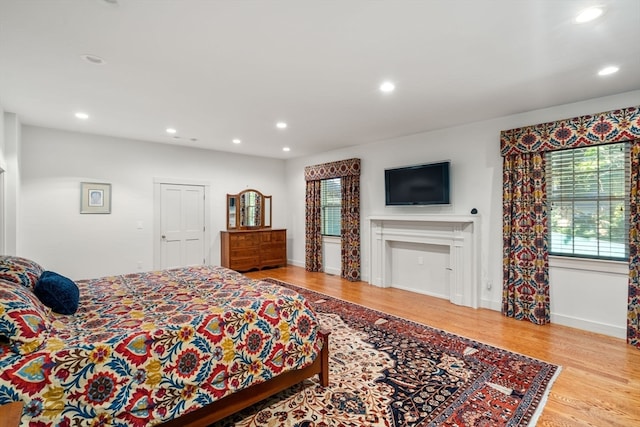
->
[160,184,205,269]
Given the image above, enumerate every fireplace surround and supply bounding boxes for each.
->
[369,215,480,308]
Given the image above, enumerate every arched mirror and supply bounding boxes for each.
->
[227,189,272,230]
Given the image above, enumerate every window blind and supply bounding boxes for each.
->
[321,178,341,236]
[547,142,630,260]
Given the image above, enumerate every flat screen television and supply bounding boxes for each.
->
[385,161,450,205]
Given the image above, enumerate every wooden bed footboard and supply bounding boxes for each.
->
[161,330,330,427]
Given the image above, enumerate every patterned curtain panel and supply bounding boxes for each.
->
[341,174,361,281]
[304,158,361,281]
[502,152,550,325]
[629,140,640,348]
[500,106,640,342]
[305,180,323,272]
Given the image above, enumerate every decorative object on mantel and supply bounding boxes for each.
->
[500,105,640,349]
[80,182,111,214]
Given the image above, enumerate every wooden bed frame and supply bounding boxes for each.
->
[161,330,330,427]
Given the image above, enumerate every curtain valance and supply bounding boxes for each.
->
[500,106,640,157]
[304,158,361,181]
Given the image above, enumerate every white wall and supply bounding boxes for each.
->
[286,89,640,339]
[3,112,20,255]
[19,126,288,280]
[322,236,341,276]
[0,107,4,168]
[0,106,5,255]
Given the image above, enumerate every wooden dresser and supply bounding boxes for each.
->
[221,229,287,272]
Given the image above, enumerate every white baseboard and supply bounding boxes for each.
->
[287,259,366,280]
[551,313,626,339]
[481,300,625,339]
[481,299,501,312]
[391,284,449,301]
[287,259,340,275]
[324,267,341,276]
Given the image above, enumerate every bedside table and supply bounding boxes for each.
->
[0,401,23,427]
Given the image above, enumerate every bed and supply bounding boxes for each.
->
[0,256,329,426]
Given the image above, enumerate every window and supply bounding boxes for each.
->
[547,142,629,260]
[321,178,341,236]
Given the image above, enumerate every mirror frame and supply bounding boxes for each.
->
[263,195,272,228]
[226,189,272,230]
[227,194,238,229]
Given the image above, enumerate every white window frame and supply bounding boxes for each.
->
[547,142,629,261]
[320,178,341,237]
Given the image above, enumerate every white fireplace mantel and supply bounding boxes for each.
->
[368,215,480,308]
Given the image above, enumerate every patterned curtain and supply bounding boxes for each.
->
[500,106,640,346]
[502,153,549,325]
[304,158,361,281]
[341,174,361,281]
[628,140,640,348]
[305,180,322,272]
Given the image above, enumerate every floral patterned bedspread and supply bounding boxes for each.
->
[0,265,322,426]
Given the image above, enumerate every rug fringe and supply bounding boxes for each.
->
[528,365,563,426]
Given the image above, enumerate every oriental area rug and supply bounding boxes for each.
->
[213,279,560,427]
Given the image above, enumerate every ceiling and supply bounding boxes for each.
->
[1,0,639,159]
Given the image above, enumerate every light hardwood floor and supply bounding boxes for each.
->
[244,265,640,427]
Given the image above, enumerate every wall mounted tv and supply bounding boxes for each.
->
[385,161,450,206]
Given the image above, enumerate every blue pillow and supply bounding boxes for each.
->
[34,271,79,315]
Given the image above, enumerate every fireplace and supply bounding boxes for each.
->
[369,215,479,308]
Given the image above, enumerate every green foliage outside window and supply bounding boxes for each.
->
[548,143,628,260]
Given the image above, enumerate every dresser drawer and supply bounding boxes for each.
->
[261,254,286,268]
[261,230,286,243]
[229,247,259,258]
[229,233,260,246]
[229,256,261,271]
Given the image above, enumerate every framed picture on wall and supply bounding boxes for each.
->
[80,182,111,214]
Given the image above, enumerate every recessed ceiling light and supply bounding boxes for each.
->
[166,128,177,134]
[575,7,604,23]
[282,147,291,152]
[75,112,89,120]
[80,54,106,65]
[380,81,396,93]
[598,65,619,76]
[232,139,241,144]
[276,122,288,129]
